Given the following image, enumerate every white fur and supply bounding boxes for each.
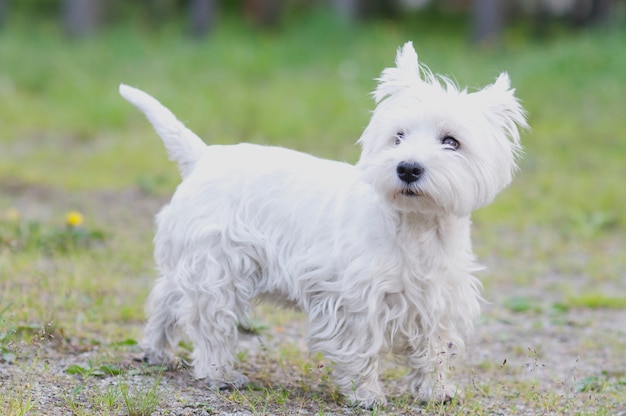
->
[119,41,527,409]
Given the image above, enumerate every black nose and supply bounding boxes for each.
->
[396,161,424,184]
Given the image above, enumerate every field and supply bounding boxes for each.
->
[1,12,625,415]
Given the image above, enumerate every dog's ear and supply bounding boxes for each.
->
[474,72,529,148]
[373,42,425,103]
[395,41,420,72]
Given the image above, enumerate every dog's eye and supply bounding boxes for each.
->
[442,136,460,151]
[394,132,404,145]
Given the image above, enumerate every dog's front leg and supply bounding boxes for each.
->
[333,354,386,409]
[307,312,386,409]
[406,340,459,404]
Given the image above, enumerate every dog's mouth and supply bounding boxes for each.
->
[399,187,423,198]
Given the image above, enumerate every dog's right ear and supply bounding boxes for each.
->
[373,42,428,103]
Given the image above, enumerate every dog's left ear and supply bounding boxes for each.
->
[474,73,529,147]
[373,42,425,103]
[395,41,420,72]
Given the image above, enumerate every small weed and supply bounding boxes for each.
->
[64,385,90,415]
[120,372,162,416]
[578,375,608,393]
[576,370,626,394]
[525,346,546,376]
[65,362,125,377]
[0,304,18,363]
[4,387,34,416]
[90,383,123,413]
[0,311,63,363]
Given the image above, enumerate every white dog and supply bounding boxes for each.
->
[119,42,527,408]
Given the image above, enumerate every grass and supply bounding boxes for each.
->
[566,293,626,309]
[1,15,625,231]
[62,365,163,416]
[1,10,625,415]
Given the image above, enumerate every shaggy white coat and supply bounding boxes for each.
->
[119,42,527,408]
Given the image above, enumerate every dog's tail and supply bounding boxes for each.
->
[119,84,206,178]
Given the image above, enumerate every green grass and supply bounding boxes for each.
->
[62,365,163,416]
[566,293,626,309]
[1,17,625,232]
[1,12,625,416]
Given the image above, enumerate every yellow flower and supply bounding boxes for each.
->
[65,211,84,227]
[5,208,20,222]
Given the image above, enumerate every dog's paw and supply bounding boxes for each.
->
[414,379,461,404]
[205,371,249,391]
[142,350,178,370]
[348,385,387,410]
[349,395,387,410]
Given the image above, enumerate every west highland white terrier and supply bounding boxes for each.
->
[119,42,527,408]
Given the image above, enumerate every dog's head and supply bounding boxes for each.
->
[357,42,528,216]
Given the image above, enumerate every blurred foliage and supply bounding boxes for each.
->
[6,0,327,25]
[5,0,624,34]
[0,8,625,236]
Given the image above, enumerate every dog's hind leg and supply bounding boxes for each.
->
[142,276,183,368]
[179,260,250,390]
